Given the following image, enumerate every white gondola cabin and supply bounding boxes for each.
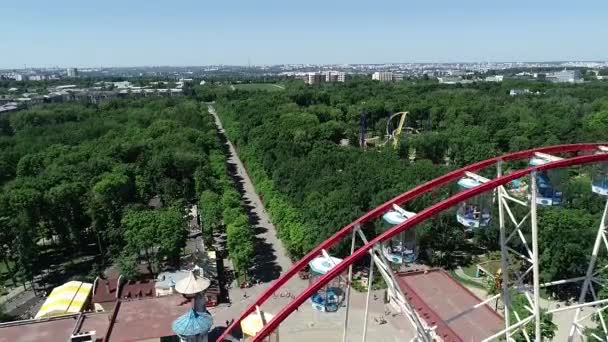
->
[530,154,564,206]
[456,176,491,229]
[381,206,417,264]
[308,251,345,312]
[592,147,608,196]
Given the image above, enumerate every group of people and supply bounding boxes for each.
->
[461,204,490,221]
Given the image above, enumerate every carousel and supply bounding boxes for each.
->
[171,268,213,342]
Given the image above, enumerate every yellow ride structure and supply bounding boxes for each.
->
[386,111,409,149]
[363,111,418,149]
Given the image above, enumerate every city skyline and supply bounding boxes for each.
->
[3,60,608,71]
[1,0,608,69]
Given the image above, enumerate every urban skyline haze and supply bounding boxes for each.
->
[1,0,607,69]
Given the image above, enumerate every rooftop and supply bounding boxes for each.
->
[107,295,191,341]
[396,269,504,341]
[93,278,155,304]
[0,295,193,342]
[0,312,108,342]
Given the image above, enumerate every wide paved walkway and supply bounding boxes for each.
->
[208,104,292,282]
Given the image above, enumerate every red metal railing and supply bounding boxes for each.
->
[218,143,604,341]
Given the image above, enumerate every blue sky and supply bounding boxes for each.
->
[1,0,607,68]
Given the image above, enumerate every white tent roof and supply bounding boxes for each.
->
[175,270,211,295]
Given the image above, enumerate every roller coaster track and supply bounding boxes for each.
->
[218,143,608,341]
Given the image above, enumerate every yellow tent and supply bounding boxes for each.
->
[241,309,277,339]
[35,281,92,319]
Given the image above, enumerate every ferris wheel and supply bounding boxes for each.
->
[218,143,608,342]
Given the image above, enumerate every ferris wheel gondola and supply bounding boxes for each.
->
[308,251,345,312]
[380,205,417,264]
[592,146,608,196]
[529,153,564,206]
[456,174,492,229]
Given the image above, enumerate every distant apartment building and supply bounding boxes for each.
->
[509,88,531,96]
[393,73,404,81]
[372,71,393,82]
[325,71,337,82]
[484,75,504,82]
[307,72,324,85]
[546,69,582,83]
[437,76,473,84]
[66,67,79,78]
[324,71,346,82]
[29,75,46,81]
[297,71,345,85]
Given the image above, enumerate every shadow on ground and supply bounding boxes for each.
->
[214,120,282,283]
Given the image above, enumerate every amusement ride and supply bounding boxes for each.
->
[360,111,418,149]
[217,143,608,341]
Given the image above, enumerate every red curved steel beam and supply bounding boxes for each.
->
[253,151,608,341]
[218,143,603,341]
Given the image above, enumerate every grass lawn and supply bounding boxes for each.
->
[449,270,486,290]
[462,263,479,278]
[1,260,20,290]
[462,256,502,279]
[0,260,14,274]
[232,83,285,91]
[478,259,501,276]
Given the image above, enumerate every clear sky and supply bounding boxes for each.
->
[1,0,607,68]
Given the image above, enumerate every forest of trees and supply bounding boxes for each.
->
[0,98,255,293]
[197,78,608,339]
[202,79,608,298]
[1,76,608,334]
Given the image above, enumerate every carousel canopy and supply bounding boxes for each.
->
[172,309,213,336]
[175,270,211,295]
[241,310,275,337]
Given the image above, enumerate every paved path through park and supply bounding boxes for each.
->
[208,104,292,282]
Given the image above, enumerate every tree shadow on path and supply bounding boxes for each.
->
[214,121,282,283]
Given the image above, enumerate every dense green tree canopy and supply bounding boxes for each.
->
[208,78,608,288]
[0,98,222,281]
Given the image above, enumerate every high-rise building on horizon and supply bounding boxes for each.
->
[66,67,78,78]
[372,71,393,82]
[546,69,582,83]
[307,72,323,85]
[297,71,346,85]
[324,71,346,83]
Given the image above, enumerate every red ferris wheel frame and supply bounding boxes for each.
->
[218,143,607,341]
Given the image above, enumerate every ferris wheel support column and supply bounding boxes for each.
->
[362,248,375,342]
[530,171,542,341]
[355,229,432,342]
[497,160,512,341]
[569,197,608,341]
[342,226,358,342]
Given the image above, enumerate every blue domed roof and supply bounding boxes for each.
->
[172,309,213,336]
